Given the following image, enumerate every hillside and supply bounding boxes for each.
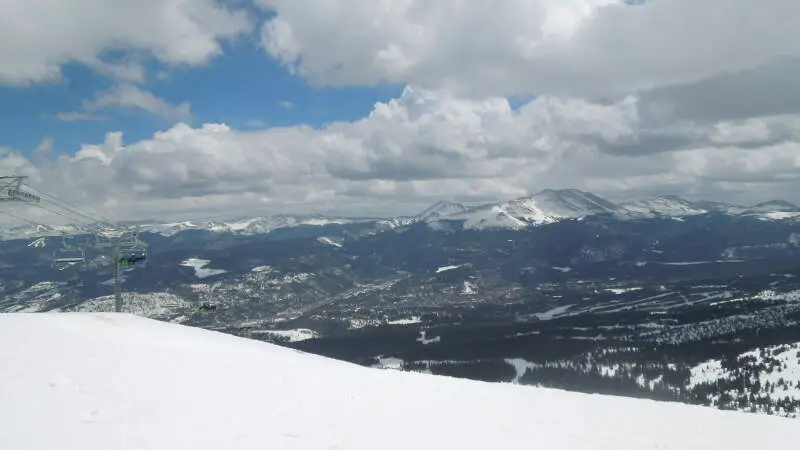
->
[1,313,799,450]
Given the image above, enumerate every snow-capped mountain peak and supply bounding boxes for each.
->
[459,207,529,230]
[530,188,618,215]
[420,189,619,230]
[417,201,470,220]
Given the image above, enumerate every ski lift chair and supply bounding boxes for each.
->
[51,233,86,270]
[119,232,149,268]
[199,303,218,312]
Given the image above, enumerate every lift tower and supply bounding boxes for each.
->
[89,230,148,312]
[0,176,41,204]
[2,175,148,313]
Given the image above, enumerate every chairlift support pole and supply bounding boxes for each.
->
[89,228,148,313]
[89,233,128,313]
[113,245,122,313]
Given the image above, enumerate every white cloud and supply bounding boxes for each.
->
[88,60,147,85]
[0,0,253,86]
[83,84,192,123]
[0,0,253,124]
[4,87,799,226]
[2,0,799,226]
[245,119,266,128]
[257,0,800,98]
[53,112,108,122]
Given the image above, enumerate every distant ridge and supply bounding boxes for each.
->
[3,189,800,238]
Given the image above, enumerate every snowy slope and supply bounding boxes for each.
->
[746,200,800,213]
[180,258,227,279]
[417,201,470,220]
[689,341,800,414]
[450,206,529,230]
[26,237,46,248]
[525,188,618,217]
[316,236,343,247]
[1,313,799,450]
[0,215,360,240]
[618,195,709,218]
[617,197,799,220]
[144,215,355,236]
[429,189,618,230]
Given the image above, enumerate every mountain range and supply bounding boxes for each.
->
[3,188,800,240]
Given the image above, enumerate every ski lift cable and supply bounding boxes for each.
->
[29,198,92,225]
[32,203,94,227]
[38,189,109,219]
[0,210,51,228]
[37,197,109,228]
[33,201,113,234]
[10,178,111,228]
[34,189,114,225]
[19,186,112,229]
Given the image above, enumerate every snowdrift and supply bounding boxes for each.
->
[1,313,798,450]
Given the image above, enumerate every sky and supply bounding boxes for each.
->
[1,0,800,225]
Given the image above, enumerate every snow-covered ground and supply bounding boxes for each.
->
[435,264,463,273]
[2,313,799,450]
[646,260,746,266]
[416,329,441,345]
[250,328,318,342]
[316,236,342,247]
[618,196,708,218]
[606,287,643,294]
[0,281,63,312]
[348,318,380,329]
[461,281,477,295]
[756,289,800,302]
[690,342,800,409]
[761,211,800,220]
[348,315,422,329]
[27,237,46,248]
[387,316,422,325]
[534,304,575,320]
[60,292,191,316]
[180,258,227,279]
[373,356,405,370]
